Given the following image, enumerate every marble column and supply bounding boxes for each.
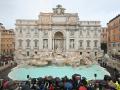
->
[64,39,66,51]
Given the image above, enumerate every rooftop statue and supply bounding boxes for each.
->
[53,4,66,15]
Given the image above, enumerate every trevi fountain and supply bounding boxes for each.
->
[17,47,96,67]
[8,5,110,80]
[8,50,110,81]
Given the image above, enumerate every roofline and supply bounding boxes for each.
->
[108,14,120,23]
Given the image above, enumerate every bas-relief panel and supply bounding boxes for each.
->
[68,17,77,24]
[41,16,50,24]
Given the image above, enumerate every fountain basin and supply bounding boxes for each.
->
[8,64,110,81]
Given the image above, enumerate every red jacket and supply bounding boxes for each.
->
[49,84,54,90]
[79,86,87,90]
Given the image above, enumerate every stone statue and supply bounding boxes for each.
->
[53,4,65,15]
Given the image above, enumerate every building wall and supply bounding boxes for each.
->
[101,27,108,43]
[101,27,108,53]
[0,25,15,56]
[15,5,102,60]
[107,15,120,54]
[0,26,2,55]
[0,24,5,56]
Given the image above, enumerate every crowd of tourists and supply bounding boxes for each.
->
[0,55,14,67]
[0,74,120,90]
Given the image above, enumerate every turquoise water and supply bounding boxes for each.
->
[8,64,110,81]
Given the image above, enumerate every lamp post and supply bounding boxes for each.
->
[94,73,97,80]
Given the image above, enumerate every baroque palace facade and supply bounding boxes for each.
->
[15,5,101,60]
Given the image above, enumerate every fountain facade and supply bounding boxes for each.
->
[26,50,96,67]
[15,5,102,63]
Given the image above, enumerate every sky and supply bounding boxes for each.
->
[0,0,120,29]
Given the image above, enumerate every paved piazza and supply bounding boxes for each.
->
[15,5,102,61]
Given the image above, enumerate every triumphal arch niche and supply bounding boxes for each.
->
[54,31,64,51]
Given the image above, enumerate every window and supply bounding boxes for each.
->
[70,31,74,36]
[94,30,97,37]
[112,43,116,47]
[87,30,90,36]
[118,43,120,47]
[103,35,104,38]
[70,39,74,49]
[119,35,120,40]
[43,39,48,49]
[86,40,90,47]
[34,40,38,47]
[10,49,12,54]
[94,40,98,47]
[79,30,83,36]
[27,29,30,34]
[103,29,104,32]
[43,31,48,37]
[27,51,29,56]
[26,39,30,47]
[35,29,38,34]
[113,35,115,40]
[20,29,22,34]
[95,52,97,56]
[80,52,82,55]
[18,39,23,47]
[79,40,83,47]
[35,51,37,54]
